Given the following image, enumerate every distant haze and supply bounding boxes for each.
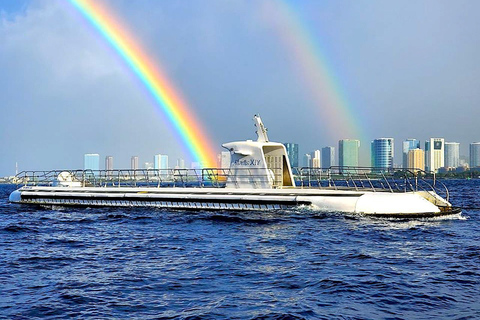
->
[1,0,479,176]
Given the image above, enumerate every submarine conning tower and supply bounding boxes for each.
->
[222,115,295,189]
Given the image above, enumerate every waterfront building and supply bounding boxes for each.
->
[154,154,169,170]
[470,142,480,168]
[321,146,335,168]
[176,158,185,169]
[311,150,321,168]
[105,156,114,178]
[371,138,394,170]
[131,156,139,170]
[303,153,312,167]
[284,143,299,168]
[407,149,425,172]
[339,139,360,170]
[84,154,100,171]
[105,156,113,171]
[402,139,420,168]
[425,138,444,173]
[444,142,460,168]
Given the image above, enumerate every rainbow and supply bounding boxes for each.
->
[272,1,365,141]
[68,0,218,167]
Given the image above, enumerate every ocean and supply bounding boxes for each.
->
[1,180,479,319]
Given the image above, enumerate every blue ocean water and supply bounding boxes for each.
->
[0,181,479,320]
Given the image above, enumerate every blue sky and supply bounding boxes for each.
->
[1,0,479,176]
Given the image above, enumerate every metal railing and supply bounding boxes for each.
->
[13,166,449,201]
[13,168,230,188]
[293,166,449,201]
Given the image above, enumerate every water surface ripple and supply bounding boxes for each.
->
[0,180,479,319]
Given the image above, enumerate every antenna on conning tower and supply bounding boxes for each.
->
[253,114,269,142]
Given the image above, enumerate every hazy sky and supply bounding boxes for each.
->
[1,0,479,176]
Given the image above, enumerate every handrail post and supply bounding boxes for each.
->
[381,172,393,193]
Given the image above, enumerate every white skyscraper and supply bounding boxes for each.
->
[131,156,139,170]
[105,156,114,171]
[105,156,114,178]
[444,142,460,168]
[311,150,321,168]
[303,153,312,167]
[425,138,444,173]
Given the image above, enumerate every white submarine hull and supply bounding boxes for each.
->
[9,185,459,218]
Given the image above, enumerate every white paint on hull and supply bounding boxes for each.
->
[9,185,452,216]
[354,192,441,215]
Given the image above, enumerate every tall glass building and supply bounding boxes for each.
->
[176,158,186,169]
[321,146,335,168]
[154,154,169,170]
[402,139,420,168]
[84,154,100,171]
[444,142,460,168]
[470,142,480,168]
[339,139,360,170]
[371,138,394,170]
[283,143,299,168]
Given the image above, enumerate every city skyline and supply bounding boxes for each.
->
[6,133,480,177]
[1,1,480,176]
[303,137,479,172]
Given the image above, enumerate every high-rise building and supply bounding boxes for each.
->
[371,138,394,170]
[407,149,425,172]
[131,156,139,170]
[84,154,100,171]
[444,142,460,168]
[470,142,480,168]
[105,156,114,171]
[311,150,321,168]
[402,139,420,168]
[303,153,312,167]
[284,143,299,168]
[154,154,169,170]
[425,138,444,172]
[176,158,185,169]
[339,139,360,170]
[105,156,114,178]
[321,146,335,168]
